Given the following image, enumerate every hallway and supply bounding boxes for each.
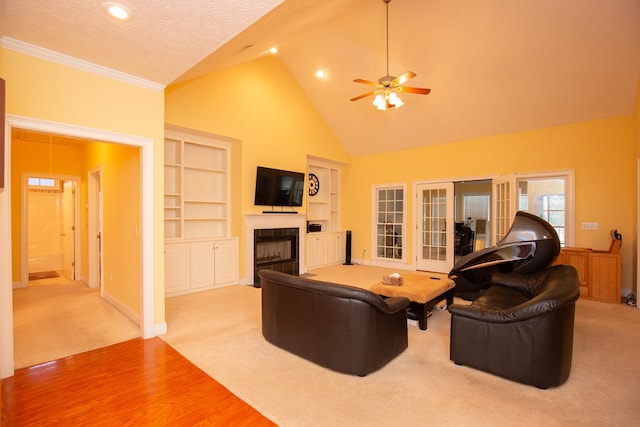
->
[12,275,139,369]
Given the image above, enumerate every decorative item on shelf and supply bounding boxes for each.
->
[308,173,320,196]
[382,273,403,286]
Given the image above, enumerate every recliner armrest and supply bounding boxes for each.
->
[448,301,559,323]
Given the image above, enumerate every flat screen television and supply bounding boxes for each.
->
[254,166,305,208]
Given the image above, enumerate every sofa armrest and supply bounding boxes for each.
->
[382,297,411,314]
[259,269,410,314]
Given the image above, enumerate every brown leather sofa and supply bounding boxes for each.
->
[448,264,580,388]
[259,270,410,376]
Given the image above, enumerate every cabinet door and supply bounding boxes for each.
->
[327,232,346,264]
[589,254,621,303]
[214,238,238,285]
[190,241,215,289]
[165,243,190,294]
[557,249,590,297]
[307,234,328,269]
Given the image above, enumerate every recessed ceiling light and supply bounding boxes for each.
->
[103,2,132,21]
[269,47,278,54]
[316,70,326,79]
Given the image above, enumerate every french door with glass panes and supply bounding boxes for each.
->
[415,182,454,273]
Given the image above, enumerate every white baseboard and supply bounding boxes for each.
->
[102,290,140,326]
[12,281,26,289]
[355,259,417,271]
[154,322,167,336]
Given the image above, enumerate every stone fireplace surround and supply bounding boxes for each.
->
[245,214,306,285]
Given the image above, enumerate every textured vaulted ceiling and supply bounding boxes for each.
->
[2,0,640,157]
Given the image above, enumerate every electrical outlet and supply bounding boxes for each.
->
[581,222,599,231]
[363,249,367,254]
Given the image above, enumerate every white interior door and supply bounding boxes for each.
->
[62,180,75,280]
[492,174,515,243]
[415,182,454,273]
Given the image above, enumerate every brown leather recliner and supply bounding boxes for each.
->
[448,264,580,389]
[259,270,410,376]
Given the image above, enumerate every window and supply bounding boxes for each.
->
[373,185,405,260]
[517,174,572,246]
[462,194,490,223]
[28,177,62,192]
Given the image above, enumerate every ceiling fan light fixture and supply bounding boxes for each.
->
[388,92,403,108]
[373,94,386,110]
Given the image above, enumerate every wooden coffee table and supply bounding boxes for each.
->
[370,273,455,330]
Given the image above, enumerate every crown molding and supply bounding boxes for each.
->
[1,37,165,92]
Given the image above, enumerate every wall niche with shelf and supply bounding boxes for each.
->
[164,130,230,239]
[307,158,341,233]
[164,127,238,295]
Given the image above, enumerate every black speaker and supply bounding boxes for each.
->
[344,230,353,265]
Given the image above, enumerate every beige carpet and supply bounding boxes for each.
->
[12,278,140,369]
[161,265,640,426]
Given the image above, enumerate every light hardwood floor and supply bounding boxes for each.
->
[1,337,275,425]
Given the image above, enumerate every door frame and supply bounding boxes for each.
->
[20,172,81,286]
[88,167,103,290]
[1,114,157,379]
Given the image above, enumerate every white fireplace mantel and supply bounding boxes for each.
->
[244,214,306,284]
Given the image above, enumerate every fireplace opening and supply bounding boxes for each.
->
[254,227,299,286]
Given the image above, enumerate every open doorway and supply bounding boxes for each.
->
[415,178,493,274]
[1,115,157,378]
[12,130,141,368]
[23,174,80,284]
[454,180,492,258]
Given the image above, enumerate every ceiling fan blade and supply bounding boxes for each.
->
[394,71,416,85]
[350,91,376,101]
[400,86,431,95]
[353,78,379,86]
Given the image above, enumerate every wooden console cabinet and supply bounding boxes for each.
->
[554,240,621,304]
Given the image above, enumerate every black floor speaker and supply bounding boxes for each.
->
[344,230,353,265]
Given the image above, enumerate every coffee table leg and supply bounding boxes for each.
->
[416,303,428,330]
[445,289,454,307]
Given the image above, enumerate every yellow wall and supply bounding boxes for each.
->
[635,75,640,155]
[165,56,351,278]
[82,142,141,313]
[633,75,639,296]
[344,115,636,292]
[166,55,637,294]
[1,47,165,324]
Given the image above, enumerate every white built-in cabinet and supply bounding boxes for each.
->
[306,231,346,269]
[164,238,239,296]
[306,158,345,269]
[164,128,238,296]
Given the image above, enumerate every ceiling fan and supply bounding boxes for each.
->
[350,0,430,110]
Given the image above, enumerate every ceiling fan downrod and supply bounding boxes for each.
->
[384,0,391,79]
